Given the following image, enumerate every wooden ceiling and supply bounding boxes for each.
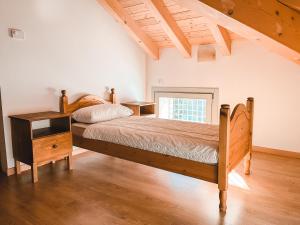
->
[98,0,300,64]
[118,0,240,48]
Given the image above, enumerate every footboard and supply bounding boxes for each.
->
[229,98,254,171]
[218,97,254,212]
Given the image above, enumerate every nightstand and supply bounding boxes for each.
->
[9,111,73,183]
[122,102,156,117]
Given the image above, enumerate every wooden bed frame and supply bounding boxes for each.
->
[60,89,254,213]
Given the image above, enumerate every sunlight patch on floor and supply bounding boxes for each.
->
[229,170,250,190]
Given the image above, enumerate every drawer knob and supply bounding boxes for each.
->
[52,144,58,149]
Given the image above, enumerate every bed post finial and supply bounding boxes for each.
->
[218,104,230,213]
[110,88,116,104]
[247,97,254,102]
[221,104,230,109]
[244,97,254,175]
[60,90,68,113]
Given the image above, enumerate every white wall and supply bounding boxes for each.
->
[147,41,300,152]
[0,0,146,168]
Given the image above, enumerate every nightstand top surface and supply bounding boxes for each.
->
[9,111,71,122]
[122,101,156,106]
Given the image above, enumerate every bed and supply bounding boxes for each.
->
[60,89,254,213]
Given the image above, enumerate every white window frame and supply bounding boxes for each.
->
[152,87,219,124]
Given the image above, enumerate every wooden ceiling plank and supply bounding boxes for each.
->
[97,0,159,59]
[144,0,192,57]
[174,0,300,64]
[207,23,231,55]
[119,0,141,7]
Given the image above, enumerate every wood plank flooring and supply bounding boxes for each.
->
[0,151,299,225]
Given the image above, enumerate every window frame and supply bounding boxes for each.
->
[152,87,219,124]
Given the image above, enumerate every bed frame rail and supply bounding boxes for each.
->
[73,135,219,183]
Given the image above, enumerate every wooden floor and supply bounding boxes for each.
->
[0,151,299,225]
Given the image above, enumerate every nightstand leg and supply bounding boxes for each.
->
[68,153,73,170]
[15,160,21,175]
[31,163,38,183]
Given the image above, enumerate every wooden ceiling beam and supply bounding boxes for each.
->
[144,0,192,58]
[174,0,300,64]
[277,0,300,12]
[97,0,159,60]
[207,23,231,56]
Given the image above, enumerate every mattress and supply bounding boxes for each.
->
[72,123,90,137]
[80,117,219,165]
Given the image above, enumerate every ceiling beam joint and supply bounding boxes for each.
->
[207,22,231,56]
[144,0,192,58]
[97,0,159,60]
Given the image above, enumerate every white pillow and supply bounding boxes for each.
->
[72,104,133,123]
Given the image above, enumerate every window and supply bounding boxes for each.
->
[152,87,219,124]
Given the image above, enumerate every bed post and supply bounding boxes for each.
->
[244,97,254,175]
[110,88,116,104]
[218,104,230,213]
[60,90,68,113]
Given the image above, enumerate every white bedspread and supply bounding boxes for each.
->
[83,117,219,165]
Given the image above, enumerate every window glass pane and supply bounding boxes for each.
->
[158,97,207,123]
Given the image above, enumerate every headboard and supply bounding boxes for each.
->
[60,88,116,113]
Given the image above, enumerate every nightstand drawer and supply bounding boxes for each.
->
[33,133,72,162]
